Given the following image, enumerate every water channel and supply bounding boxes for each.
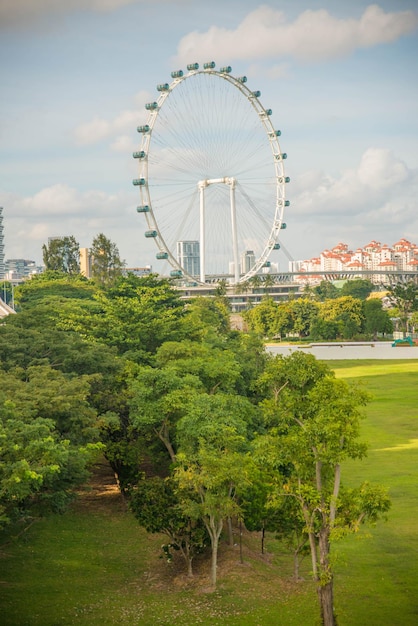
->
[266,342,418,360]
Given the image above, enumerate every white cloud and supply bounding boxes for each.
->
[0,0,139,28]
[175,4,418,65]
[293,147,413,215]
[2,184,138,262]
[75,117,111,145]
[110,135,137,153]
[74,91,150,146]
[17,183,122,216]
[285,148,418,258]
[247,62,289,81]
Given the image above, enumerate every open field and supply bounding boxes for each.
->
[1,360,417,625]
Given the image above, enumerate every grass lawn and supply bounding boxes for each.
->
[332,359,418,626]
[1,360,417,625]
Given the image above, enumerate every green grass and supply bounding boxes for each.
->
[332,359,418,626]
[1,360,418,625]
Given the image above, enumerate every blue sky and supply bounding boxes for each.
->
[1,0,417,270]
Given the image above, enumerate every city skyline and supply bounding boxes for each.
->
[1,1,417,269]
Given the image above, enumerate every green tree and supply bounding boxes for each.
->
[288,297,319,337]
[155,339,243,395]
[129,365,203,463]
[0,398,95,529]
[340,278,374,300]
[60,274,185,362]
[175,437,251,588]
[386,281,418,334]
[174,392,256,588]
[363,299,393,339]
[129,476,208,577]
[255,352,391,626]
[319,296,364,339]
[42,236,80,274]
[90,233,125,287]
[313,280,339,301]
[243,297,292,339]
[14,272,95,310]
[309,317,339,341]
[183,297,230,340]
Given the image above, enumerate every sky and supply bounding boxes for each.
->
[1,0,418,271]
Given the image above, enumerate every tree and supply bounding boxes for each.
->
[129,476,208,577]
[243,297,292,339]
[175,393,255,588]
[363,299,393,340]
[314,280,339,301]
[14,272,95,310]
[340,279,374,300]
[90,233,125,287]
[255,352,391,626]
[128,365,203,463]
[386,281,418,335]
[175,439,251,588]
[183,297,230,340]
[319,296,364,339]
[0,396,96,529]
[288,298,319,337]
[42,236,80,274]
[59,274,186,362]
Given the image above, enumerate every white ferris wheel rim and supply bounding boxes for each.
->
[134,63,288,284]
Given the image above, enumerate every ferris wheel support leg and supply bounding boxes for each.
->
[199,183,206,283]
[229,178,240,284]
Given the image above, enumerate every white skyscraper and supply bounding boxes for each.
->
[177,241,200,277]
[240,250,255,274]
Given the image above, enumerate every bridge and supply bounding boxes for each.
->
[0,298,16,318]
[196,270,418,285]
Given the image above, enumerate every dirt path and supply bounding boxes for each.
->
[72,458,127,514]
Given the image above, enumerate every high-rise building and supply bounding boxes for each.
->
[79,248,92,278]
[177,240,200,277]
[240,250,255,274]
[0,208,5,280]
[4,259,39,280]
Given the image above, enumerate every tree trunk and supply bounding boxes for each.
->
[206,516,223,589]
[227,516,234,546]
[318,580,337,626]
[317,527,337,626]
[211,532,219,587]
[294,549,300,580]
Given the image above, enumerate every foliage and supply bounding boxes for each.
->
[42,236,80,274]
[14,272,95,309]
[129,476,208,576]
[254,352,391,626]
[288,298,319,337]
[363,298,393,339]
[313,281,339,301]
[243,297,292,339]
[62,274,186,362]
[340,279,374,300]
[0,398,95,528]
[90,233,125,287]
[386,281,418,333]
[1,360,417,625]
[317,296,364,340]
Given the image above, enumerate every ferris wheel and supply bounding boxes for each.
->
[133,62,289,284]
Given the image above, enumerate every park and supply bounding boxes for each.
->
[0,269,417,625]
